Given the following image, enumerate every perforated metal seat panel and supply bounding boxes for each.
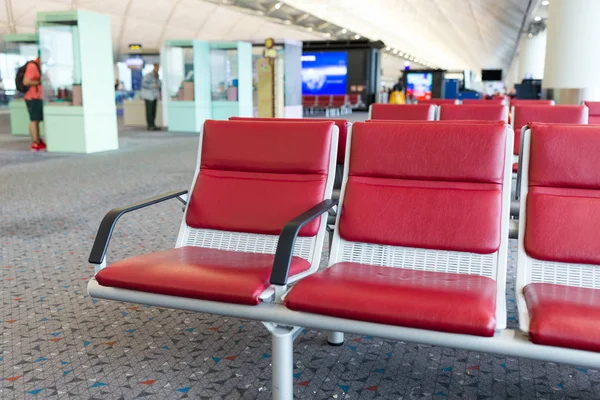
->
[184,228,315,261]
[338,240,497,279]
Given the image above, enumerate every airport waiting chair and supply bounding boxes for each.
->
[330,95,351,115]
[302,95,317,114]
[88,120,339,399]
[369,104,436,120]
[510,99,555,107]
[511,105,588,203]
[517,123,600,354]
[583,101,600,124]
[439,104,508,122]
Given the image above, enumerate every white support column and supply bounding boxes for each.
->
[268,324,300,400]
[518,31,546,81]
[543,0,600,103]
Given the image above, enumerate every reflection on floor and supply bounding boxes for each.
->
[1,113,599,399]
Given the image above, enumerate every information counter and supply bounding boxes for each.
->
[123,100,164,128]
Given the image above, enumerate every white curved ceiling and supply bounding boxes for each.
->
[1,0,532,71]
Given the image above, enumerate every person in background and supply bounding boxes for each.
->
[389,77,406,104]
[141,64,161,131]
[23,57,46,152]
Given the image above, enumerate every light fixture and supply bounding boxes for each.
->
[325,32,331,37]
[534,16,542,21]
[284,19,291,25]
[307,27,313,31]
[392,49,398,54]
[542,0,549,5]
[404,61,411,67]
[528,33,533,38]
[274,2,282,9]
[385,46,391,51]
[341,28,347,34]
[354,34,361,39]
[399,52,404,57]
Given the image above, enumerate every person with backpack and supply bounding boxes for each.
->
[18,57,46,151]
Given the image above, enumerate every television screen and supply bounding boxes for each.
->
[482,69,502,81]
[406,72,433,101]
[301,51,348,95]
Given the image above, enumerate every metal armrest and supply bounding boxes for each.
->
[270,199,338,286]
[88,190,188,265]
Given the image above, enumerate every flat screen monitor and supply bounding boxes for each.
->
[406,72,433,101]
[301,51,348,95]
[482,69,502,81]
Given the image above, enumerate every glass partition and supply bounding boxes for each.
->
[39,24,82,106]
[166,46,194,101]
[210,48,238,101]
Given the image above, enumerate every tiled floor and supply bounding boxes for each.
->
[1,113,599,399]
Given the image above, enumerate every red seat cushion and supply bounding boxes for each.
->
[285,263,497,336]
[512,162,518,173]
[524,283,600,352]
[96,246,310,305]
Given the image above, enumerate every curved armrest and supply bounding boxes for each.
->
[270,199,338,286]
[88,190,188,265]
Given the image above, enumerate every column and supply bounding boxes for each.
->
[543,0,600,103]
[518,31,546,81]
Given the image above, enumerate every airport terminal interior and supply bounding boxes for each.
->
[3,0,600,399]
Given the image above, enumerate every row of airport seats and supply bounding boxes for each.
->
[369,103,509,121]
[87,118,600,399]
[302,94,361,117]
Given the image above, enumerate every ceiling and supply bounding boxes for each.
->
[1,0,536,72]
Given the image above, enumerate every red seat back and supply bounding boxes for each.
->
[370,104,435,121]
[524,123,600,265]
[512,105,588,155]
[229,117,349,165]
[302,95,316,107]
[186,120,334,236]
[339,121,507,254]
[439,104,507,121]
[330,95,347,107]
[316,95,332,107]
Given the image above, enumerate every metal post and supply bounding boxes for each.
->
[327,331,344,346]
[270,325,299,400]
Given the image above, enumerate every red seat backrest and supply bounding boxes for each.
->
[330,95,347,107]
[339,121,507,254]
[524,123,600,265]
[370,104,435,121]
[229,117,349,165]
[302,95,316,106]
[439,104,506,121]
[462,99,504,105]
[316,96,332,107]
[417,99,456,105]
[512,105,588,155]
[186,120,334,237]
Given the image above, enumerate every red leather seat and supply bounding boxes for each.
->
[512,105,588,155]
[96,247,310,306]
[521,123,600,351]
[370,104,435,120]
[302,95,316,107]
[285,263,497,336]
[512,163,518,173]
[330,95,348,107]
[96,120,334,305]
[439,104,506,121]
[510,99,555,107]
[524,283,600,352]
[285,121,508,337]
[229,117,349,165]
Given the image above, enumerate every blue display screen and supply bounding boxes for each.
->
[301,52,348,95]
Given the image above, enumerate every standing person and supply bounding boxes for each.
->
[389,77,406,104]
[22,57,46,152]
[141,64,161,131]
